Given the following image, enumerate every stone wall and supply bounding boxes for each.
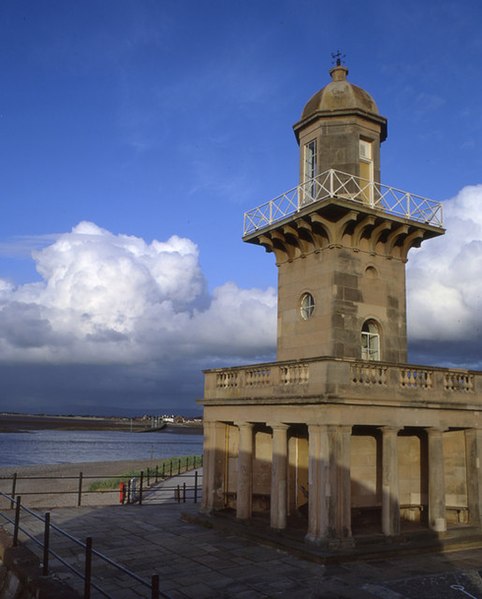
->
[0,529,79,599]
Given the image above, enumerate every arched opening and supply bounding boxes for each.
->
[361,319,380,361]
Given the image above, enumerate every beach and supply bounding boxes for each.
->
[0,457,190,509]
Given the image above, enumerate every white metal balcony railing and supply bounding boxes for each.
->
[243,169,444,236]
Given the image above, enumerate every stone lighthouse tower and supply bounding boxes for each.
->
[243,60,442,365]
[202,62,482,548]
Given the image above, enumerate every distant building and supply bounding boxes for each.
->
[201,62,482,546]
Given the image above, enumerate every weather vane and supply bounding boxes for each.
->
[331,50,346,67]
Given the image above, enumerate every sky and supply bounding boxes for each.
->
[0,0,481,415]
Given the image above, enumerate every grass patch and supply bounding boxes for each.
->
[88,455,203,492]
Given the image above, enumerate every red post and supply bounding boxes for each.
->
[119,482,126,504]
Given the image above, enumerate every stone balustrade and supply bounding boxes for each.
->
[203,357,482,407]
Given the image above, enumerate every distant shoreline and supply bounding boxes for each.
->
[0,413,203,434]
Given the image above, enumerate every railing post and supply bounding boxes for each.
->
[13,496,21,547]
[151,574,160,599]
[84,537,92,599]
[178,459,181,476]
[139,472,144,506]
[169,460,172,478]
[77,472,83,507]
[183,482,186,503]
[10,473,17,509]
[162,462,165,478]
[194,471,198,504]
[155,465,159,484]
[43,512,50,575]
[176,485,180,504]
[147,468,150,487]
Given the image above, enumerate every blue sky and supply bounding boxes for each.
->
[0,0,481,414]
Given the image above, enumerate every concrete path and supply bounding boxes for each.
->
[141,470,202,505]
[6,501,482,598]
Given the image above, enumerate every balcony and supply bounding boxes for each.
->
[243,169,444,236]
[203,357,482,410]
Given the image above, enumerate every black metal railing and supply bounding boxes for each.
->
[126,469,203,505]
[0,491,169,598]
[0,455,203,509]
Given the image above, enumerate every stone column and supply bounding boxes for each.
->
[427,427,446,532]
[328,425,353,545]
[380,426,401,536]
[465,428,482,526]
[202,420,226,513]
[305,424,329,543]
[236,422,254,520]
[269,423,289,530]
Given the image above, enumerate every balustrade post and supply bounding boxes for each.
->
[194,471,198,503]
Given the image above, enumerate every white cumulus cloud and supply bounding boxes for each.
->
[407,184,482,367]
[0,221,277,366]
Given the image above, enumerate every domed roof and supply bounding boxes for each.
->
[294,64,387,141]
[301,65,380,118]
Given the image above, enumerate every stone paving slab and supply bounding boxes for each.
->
[4,502,482,597]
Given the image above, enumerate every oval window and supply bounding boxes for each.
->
[300,292,315,320]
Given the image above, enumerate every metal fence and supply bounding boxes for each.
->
[243,168,444,235]
[0,491,169,598]
[0,455,203,509]
[0,462,204,598]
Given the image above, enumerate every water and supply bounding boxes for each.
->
[0,429,203,467]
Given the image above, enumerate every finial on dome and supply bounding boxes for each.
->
[329,50,348,82]
[331,50,346,67]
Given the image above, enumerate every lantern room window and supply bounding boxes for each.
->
[361,320,380,361]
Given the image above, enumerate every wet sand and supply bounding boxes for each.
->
[0,413,203,433]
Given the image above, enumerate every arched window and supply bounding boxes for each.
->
[361,320,380,361]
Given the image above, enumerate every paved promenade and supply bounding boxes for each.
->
[6,496,482,599]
